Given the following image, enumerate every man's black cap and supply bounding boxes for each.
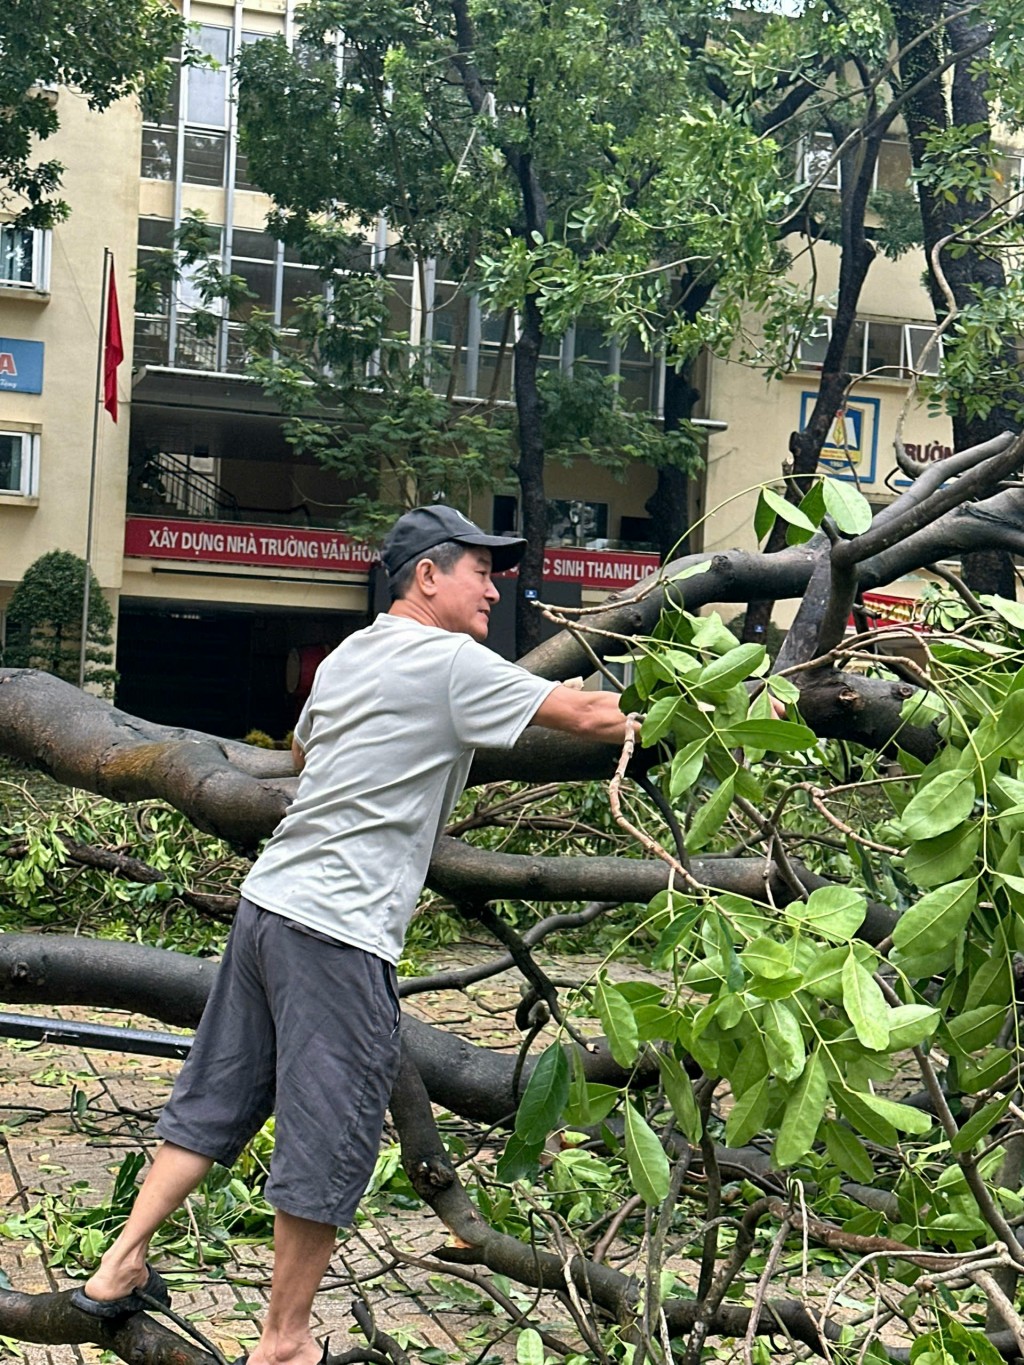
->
[381,505,527,577]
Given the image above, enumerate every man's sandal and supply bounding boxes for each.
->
[70,1264,172,1319]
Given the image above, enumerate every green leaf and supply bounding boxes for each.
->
[516,1330,544,1365]
[886,1004,940,1050]
[834,1088,898,1147]
[951,1095,1012,1154]
[515,1043,569,1144]
[903,822,981,888]
[823,1120,875,1182]
[656,1052,702,1143]
[946,1004,1006,1056]
[641,696,684,747]
[687,775,735,852]
[697,644,767,695]
[594,977,639,1068]
[669,739,708,800]
[624,1102,670,1205]
[822,477,873,534]
[856,1092,933,1134]
[899,769,976,840]
[763,1000,805,1082]
[757,485,817,536]
[497,1130,544,1182]
[774,1050,828,1166]
[720,718,818,752]
[743,936,793,979]
[802,946,851,1000]
[994,691,1024,759]
[891,879,977,963]
[725,1075,771,1148]
[841,953,890,1051]
[789,885,867,941]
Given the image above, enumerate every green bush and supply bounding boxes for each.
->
[3,550,117,695]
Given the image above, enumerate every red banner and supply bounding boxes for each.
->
[124,517,660,591]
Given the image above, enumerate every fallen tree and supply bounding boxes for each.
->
[3,430,1024,1364]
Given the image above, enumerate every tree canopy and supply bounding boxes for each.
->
[0,0,183,226]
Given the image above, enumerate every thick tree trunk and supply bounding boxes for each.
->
[890,0,1017,598]
[744,131,882,642]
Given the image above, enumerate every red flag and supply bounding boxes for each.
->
[103,266,123,422]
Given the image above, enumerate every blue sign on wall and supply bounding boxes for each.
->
[0,338,44,393]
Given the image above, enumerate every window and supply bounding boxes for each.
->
[798,317,942,378]
[183,131,226,186]
[0,431,40,497]
[0,225,50,292]
[187,26,230,126]
[801,133,840,191]
[800,135,914,195]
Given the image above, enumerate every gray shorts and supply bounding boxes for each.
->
[156,897,402,1227]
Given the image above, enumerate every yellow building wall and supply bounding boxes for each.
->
[701,241,955,565]
[0,94,141,613]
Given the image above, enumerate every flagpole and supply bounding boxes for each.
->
[79,247,112,690]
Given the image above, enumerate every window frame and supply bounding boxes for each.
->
[797,316,942,379]
[0,428,41,498]
[0,225,51,294]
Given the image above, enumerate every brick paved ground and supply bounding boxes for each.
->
[0,954,632,1365]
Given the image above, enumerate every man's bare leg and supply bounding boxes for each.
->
[82,1142,214,1301]
[248,1211,336,1365]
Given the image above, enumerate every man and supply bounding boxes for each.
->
[72,505,627,1365]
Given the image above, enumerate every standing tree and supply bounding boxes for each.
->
[0,0,183,226]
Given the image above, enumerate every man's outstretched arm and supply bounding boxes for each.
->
[530,685,630,745]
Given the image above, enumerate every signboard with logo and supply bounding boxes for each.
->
[124,517,661,592]
[0,338,44,393]
[799,392,880,484]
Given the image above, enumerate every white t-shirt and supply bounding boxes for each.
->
[240,614,558,964]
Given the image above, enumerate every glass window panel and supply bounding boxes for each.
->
[876,140,913,192]
[618,364,653,409]
[187,27,230,125]
[283,265,322,315]
[906,325,941,375]
[0,227,34,284]
[574,324,610,363]
[234,150,257,192]
[865,321,902,374]
[233,228,277,261]
[145,69,180,128]
[480,308,511,344]
[385,277,413,336]
[431,284,463,346]
[803,132,839,190]
[476,351,513,400]
[133,315,170,365]
[183,131,225,185]
[234,260,276,319]
[138,218,175,249]
[136,249,171,315]
[383,244,414,276]
[180,231,224,311]
[840,319,867,374]
[141,127,176,180]
[620,332,648,361]
[539,332,563,362]
[0,434,23,491]
[798,317,830,367]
